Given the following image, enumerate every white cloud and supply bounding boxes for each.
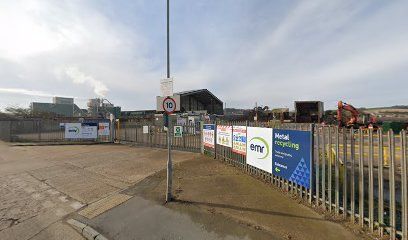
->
[1,0,407,111]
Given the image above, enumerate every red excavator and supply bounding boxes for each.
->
[337,101,378,129]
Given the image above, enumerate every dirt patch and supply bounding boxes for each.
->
[125,156,373,240]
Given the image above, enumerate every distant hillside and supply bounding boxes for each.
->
[361,105,408,110]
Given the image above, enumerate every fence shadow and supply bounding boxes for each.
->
[173,199,326,222]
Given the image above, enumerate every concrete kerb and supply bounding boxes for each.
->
[67,218,109,240]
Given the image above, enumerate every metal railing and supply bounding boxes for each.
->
[117,120,201,152]
[204,121,407,240]
[0,119,111,143]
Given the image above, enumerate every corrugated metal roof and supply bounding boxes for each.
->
[174,89,223,104]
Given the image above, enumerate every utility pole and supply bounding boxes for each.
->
[165,0,172,202]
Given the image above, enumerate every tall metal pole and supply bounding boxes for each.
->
[166,0,173,202]
[167,0,170,79]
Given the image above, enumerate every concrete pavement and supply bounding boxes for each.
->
[0,142,196,240]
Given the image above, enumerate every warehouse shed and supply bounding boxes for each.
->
[175,89,223,115]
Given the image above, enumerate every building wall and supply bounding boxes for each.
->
[31,102,74,117]
[180,95,223,115]
[53,97,74,105]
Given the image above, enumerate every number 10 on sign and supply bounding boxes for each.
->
[163,97,176,114]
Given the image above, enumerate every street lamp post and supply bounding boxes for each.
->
[165,0,173,203]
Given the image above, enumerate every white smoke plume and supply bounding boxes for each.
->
[64,66,109,97]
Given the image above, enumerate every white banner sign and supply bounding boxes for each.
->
[233,126,246,155]
[64,123,98,139]
[98,122,110,136]
[216,125,232,147]
[65,123,82,139]
[81,123,98,139]
[203,124,215,148]
[246,127,273,173]
[143,126,149,134]
[160,78,173,97]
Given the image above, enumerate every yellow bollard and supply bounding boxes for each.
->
[326,144,337,165]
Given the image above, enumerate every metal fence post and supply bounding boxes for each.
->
[335,127,340,215]
[350,128,355,223]
[214,122,217,159]
[322,126,326,210]
[38,120,42,141]
[309,124,314,204]
[368,128,374,232]
[359,128,364,227]
[389,130,396,240]
[316,125,320,206]
[328,126,333,212]
[200,121,204,154]
[378,128,384,236]
[401,130,407,240]
[343,128,348,219]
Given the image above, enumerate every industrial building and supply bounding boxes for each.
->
[87,98,121,118]
[30,97,86,117]
[30,97,121,118]
[175,89,223,115]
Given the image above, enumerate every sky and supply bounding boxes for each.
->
[0,0,407,111]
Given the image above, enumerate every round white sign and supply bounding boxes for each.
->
[163,97,176,114]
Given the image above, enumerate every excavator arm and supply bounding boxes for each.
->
[337,101,359,127]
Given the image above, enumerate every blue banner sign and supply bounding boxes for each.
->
[272,129,312,188]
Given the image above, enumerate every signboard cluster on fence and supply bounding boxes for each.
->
[204,124,312,189]
[65,122,103,139]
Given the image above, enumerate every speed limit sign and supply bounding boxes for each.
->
[162,97,177,114]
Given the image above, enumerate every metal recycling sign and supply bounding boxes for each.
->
[272,129,312,189]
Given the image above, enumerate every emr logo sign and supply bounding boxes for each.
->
[249,137,269,159]
[246,127,273,173]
